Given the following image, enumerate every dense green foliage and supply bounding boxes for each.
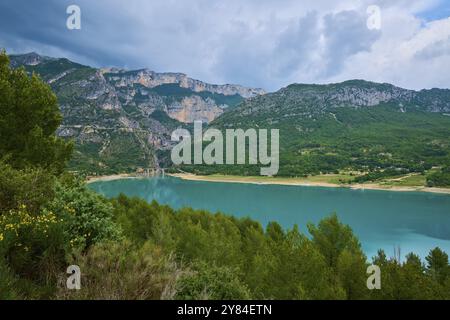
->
[0,163,123,298]
[427,166,450,187]
[0,51,73,173]
[4,182,449,299]
[78,197,450,300]
[1,51,449,300]
[69,130,153,175]
[47,178,122,248]
[1,163,450,300]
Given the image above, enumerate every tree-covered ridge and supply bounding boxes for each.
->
[0,50,449,299]
[179,82,450,186]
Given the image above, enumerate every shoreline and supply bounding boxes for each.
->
[86,173,136,183]
[85,172,450,195]
[168,173,450,195]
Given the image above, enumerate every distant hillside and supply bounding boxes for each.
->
[10,52,264,174]
[183,80,450,181]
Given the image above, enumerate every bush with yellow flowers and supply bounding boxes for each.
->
[46,179,122,250]
[0,204,67,280]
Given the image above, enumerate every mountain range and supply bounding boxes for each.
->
[10,52,450,178]
[10,52,264,174]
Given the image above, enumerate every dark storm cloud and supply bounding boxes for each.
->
[0,0,448,90]
[0,0,149,68]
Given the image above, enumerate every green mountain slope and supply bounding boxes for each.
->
[183,81,450,182]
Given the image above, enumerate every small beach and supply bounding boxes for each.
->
[168,173,450,195]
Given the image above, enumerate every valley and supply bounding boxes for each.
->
[10,53,450,189]
[2,0,450,301]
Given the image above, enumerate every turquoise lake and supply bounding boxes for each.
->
[89,176,450,260]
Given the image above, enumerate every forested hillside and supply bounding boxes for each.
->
[183,81,450,186]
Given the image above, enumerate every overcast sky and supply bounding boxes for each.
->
[0,0,449,91]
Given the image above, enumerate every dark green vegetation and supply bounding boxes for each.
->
[0,51,73,174]
[427,166,450,187]
[1,51,450,299]
[182,82,450,186]
[2,163,450,299]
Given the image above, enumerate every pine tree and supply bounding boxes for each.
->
[0,51,72,173]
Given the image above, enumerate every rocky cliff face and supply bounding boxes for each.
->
[9,52,51,67]
[103,68,265,98]
[9,52,264,174]
[220,80,450,123]
[100,68,265,123]
[166,96,224,123]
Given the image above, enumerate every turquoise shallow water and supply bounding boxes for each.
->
[89,176,450,260]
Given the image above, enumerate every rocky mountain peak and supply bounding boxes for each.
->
[9,52,46,67]
[103,67,265,98]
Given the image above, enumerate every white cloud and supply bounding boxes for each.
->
[0,0,448,91]
[330,15,450,90]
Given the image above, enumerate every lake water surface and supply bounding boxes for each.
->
[89,176,450,260]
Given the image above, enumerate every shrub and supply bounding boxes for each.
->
[0,260,20,299]
[0,161,55,215]
[47,179,122,249]
[57,241,183,300]
[112,196,173,248]
[175,262,251,300]
[426,169,450,187]
[0,205,66,283]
